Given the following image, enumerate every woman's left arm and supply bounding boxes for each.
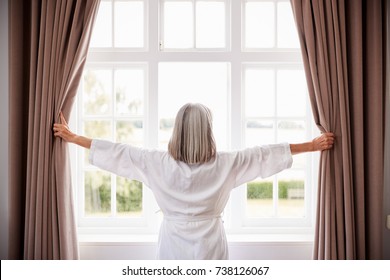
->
[290,132,335,155]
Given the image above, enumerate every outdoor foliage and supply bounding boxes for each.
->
[84,171,142,215]
[116,177,142,212]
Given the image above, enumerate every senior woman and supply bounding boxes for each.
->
[53,103,334,260]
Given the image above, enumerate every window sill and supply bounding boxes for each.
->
[78,233,314,246]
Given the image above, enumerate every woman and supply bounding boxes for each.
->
[53,103,334,259]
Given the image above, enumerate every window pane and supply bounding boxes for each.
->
[245,120,274,147]
[116,120,143,146]
[84,120,112,164]
[277,2,300,48]
[244,2,275,48]
[277,120,306,142]
[196,1,225,48]
[246,179,274,217]
[90,1,112,47]
[277,120,306,169]
[84,120,112,139]
[277,69,306,117]
[278,170,305,217]
[114,1,144,47]
[85,170,111,216]
[245,69,275,118]
[83,69,112,116]
[163,1,193,48]
[116,177,143,217]
[158,62,229,150]
[115,69,144,116]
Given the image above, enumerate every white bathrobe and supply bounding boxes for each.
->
[89,139,293,259]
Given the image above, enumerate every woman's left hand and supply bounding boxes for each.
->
[53,112,76,143]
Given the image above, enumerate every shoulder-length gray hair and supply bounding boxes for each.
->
[168,103,216,164]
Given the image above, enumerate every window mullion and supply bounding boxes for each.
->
[146,0,160,231]
[148,0,159,150]
[273,0,278,48]
[111,0,115,48]
[229,0,243,231]
[273,67,278,218]
[111,68,116,217]
[193,0,196,49]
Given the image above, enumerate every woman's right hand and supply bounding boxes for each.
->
[312,132,335,151]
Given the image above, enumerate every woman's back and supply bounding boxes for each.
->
[89,139,293,259]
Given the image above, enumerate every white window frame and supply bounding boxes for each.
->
[233,63,316,230]
[159,0,231,52]
[71,0,318,236]
[91,0,149,52]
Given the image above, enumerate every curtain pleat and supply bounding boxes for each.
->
[9,0,100,260]
[290,0,386,259]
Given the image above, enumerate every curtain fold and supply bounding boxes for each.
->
[290,0,386,259]
[9,0,100,259]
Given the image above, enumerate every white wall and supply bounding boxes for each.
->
[0,0,9,260]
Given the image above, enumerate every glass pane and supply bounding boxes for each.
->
[84,120,112,164]
[158,62,228,150]
[116,120,143,146]
[83,69,112,116]
[116,177,143,217]
[244,2,275,48]
[115,69,144,116]
[246,179,274,217]
[90,1,112,47]
[196,1,225,48]
[84,170,111,216]
[163,1,193,48]
[114,1,144,47]
[159,118,174,149]
[277,120,306,169]
[245,120,274,147]
[277,2,300,48]
[84,120,112,139]
[278,170,305,217]
[245,69,275,118]
[277,69,306,117]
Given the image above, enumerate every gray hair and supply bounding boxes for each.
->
[168,103,216,164]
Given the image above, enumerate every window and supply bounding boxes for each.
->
[243,1,299,49]
[72,0,318,235]
[241,65,314,228]
[160,0,228,49]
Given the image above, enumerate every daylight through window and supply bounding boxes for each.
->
[72,0,318,235]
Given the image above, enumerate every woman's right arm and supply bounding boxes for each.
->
[289,132,334,155]
[53,112,92,149]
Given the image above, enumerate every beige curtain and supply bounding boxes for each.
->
[9,0,100,259]
[290,0,386,259]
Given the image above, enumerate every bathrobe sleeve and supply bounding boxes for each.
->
[234,143,293,187]
[89,139,150,186]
